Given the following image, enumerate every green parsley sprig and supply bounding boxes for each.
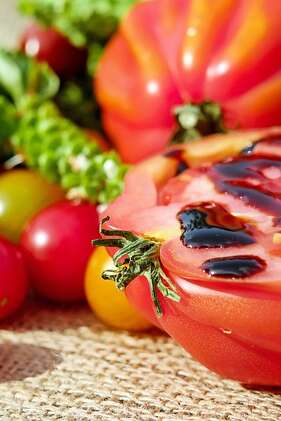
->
[12,101,127,204]
[0,49,128,204]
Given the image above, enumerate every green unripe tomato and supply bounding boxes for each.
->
[0,170,65,243]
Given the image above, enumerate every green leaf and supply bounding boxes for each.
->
[0,49,59,106]
[55,76,101,129]
[87,43,104,75]
[0,96,19,142]
[19,0,136,47]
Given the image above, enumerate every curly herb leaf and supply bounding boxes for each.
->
[0,49,127,203]
[0,96,19,162]
[12,101,128,204]
[0,96,18,142]
[0,48,59,162]
[18,0,136,47]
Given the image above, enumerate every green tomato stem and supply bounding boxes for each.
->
[171,100,227,144]
[92,217,181,316]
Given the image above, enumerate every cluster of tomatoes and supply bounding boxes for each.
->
[0,23,152,331]
[0,168,150,330]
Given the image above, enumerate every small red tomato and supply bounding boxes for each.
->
[0,236,28,320]
[20,23,87,77]
[21,200,99,302]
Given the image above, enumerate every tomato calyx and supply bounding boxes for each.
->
[171,101,226,144]
[92,217,180,316]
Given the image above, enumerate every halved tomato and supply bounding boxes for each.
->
[95,129,281,385]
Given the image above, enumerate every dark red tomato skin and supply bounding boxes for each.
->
[0,237,28,320]
[20,23,87,77]
[21,200,99,303]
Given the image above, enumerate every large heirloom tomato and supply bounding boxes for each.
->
[96,0,281,163]
[93,127,281,386]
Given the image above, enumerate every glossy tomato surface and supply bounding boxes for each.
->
[0,170,65,243]
[0,237,28,320]
[96,0,281,162]
[20,23,87,77]
[102,129,281,385]
[21,200,99,302]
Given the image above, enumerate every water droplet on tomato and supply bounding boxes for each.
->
[221,328,232,335]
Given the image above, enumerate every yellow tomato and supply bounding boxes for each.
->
[85,247,152,331]
[0,170,64,243]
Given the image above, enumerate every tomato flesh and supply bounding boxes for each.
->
[103,130,281,385]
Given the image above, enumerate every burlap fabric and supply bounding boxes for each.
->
[0,300,280,421]
[1,2,281,420]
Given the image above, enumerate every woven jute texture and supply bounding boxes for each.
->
[0,300,280,421]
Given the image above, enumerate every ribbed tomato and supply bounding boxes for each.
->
[96,0,281,163]
[93,128,281,386]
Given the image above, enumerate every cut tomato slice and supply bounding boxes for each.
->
[102,130,281,386]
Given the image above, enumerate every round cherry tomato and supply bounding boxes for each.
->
[96,0,281,163]
[99,129,281,386]
[20,23,87,77]
[85,247,152,331]
[0,170,65,243]
[0,236,28,320]
[21,200,99,302]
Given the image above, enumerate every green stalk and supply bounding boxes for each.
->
[171,101,227,144]
[92,217,180,316]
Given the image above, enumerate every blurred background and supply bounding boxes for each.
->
[0,0,29,48]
